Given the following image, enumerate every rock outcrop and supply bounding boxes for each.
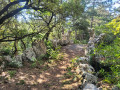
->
[22,48,36,62]
[32,40,47,59]
[87,33,105,58]
[78,33,106,90]
[75,56,99,89]
[0,40,47,68]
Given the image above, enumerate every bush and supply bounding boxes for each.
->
[73,39,81,44]
[45,41,61,59]
[95,38,120,85]
[0,48,11,55]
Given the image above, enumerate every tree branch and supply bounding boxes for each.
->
[0,27,46,42]
[0,0,28,16]
[0,4,32,25]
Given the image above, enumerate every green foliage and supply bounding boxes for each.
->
[73,17,90,41]
[0,48,11,55]
[8,70,16,78]
[73,39,81,44]
[81,40,88,44]
[45,41,60,59]
[31,58,44,68]
[98,69,106,78]
[96,38,120,84]
[0,42,13,55]
[8,59,22,68]
[94,17,120,86]
[62,0,84,17]
[117,83,120,88]
[31,62,37,68]
[95,38,120,65]
[106,17,120,35]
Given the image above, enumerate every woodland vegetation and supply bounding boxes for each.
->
[0,0,120,89]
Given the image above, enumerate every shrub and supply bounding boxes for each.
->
[8,70,16,78]
[95,38,120,85]
[45,41,60,59]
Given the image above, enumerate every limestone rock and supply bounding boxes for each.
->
[112,86,120,90]
[32,40,47,59]
[51,39,60,48]
[13,55,23,67]
[79,63,95,73]
[60,39,69,46]
[3,55,12,62]
[77,57,89,64]
[22,48,36,62]
[82,73,97,85]
[83,83,98,90]
[14,55,22,63]
[2,55,23,67]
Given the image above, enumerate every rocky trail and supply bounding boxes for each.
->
[0,44,85,90]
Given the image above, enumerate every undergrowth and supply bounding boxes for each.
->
[95,38,120,86]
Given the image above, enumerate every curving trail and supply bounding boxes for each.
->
[0,44,85,90]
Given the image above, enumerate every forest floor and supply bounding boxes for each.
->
[0,44,85,90]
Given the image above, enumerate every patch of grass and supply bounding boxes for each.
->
[31,62,37,68]
[62,80,71,84]
[64,71,74,78]
[8,70,16,78]
[70,57,79,67]
[56,53,64,60]
[117,83,120,88]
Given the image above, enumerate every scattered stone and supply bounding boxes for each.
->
[83,83,98,90]
[77,57,89,63]
[82,73,97,85]
[112,86,120,90]
[79,63,95,74]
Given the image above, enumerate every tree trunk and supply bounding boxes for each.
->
[14,40,18,56]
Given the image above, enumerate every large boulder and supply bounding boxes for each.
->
[32,40,47,59]
[22,48,36,62]
[13,55,23,67]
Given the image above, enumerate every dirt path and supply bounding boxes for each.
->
[0,44,85,90]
